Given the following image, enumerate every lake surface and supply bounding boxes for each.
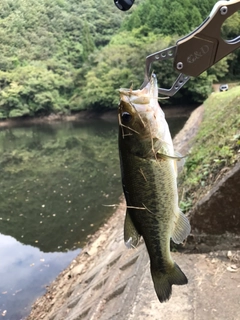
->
[0,111,190,319]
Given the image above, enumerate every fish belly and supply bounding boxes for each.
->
[121,152,176,263]
[120,151,188,302]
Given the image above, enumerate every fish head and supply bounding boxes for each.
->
[118,74,169,157]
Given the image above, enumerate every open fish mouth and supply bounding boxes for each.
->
[119,73,158,106]
[118,73,165,143]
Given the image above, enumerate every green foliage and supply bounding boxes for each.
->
[122,0,216,35]
[72,0,240,110]
[221,11,240,40]
[0,0,126,118]
[72,31,177,109]
[183,72,214,103]
[0,0,239,118]
[179,87,240,210]
[0,65,73,117]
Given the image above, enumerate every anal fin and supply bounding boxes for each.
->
[171,210,191,244]
[124,210,140,248]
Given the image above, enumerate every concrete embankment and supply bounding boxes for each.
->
[27,105,240,320]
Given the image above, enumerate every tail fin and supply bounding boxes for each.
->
[151,263,188,303]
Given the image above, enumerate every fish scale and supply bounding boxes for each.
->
[118,74,191,303]
[119,151,176,270]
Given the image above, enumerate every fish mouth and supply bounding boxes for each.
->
[118,74,161,142]
[119,73,158,106]
[118,73,160,127]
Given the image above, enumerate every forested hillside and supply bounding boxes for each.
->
[0,0,239,118]
[0,0,128,118]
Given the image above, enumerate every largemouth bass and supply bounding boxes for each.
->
[118,74,191,303]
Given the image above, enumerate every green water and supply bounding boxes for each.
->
[0,120,122,253]
[0,114,188,319]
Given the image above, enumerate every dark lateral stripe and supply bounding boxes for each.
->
[141,218,166,273]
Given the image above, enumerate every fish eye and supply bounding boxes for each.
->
[121,112,132,122]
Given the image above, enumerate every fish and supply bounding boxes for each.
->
[118,74,191,303]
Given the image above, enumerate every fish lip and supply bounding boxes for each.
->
[118,73,161,139]
[119,73,158,103]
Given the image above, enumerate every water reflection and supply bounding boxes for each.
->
[0,117,187,253]
[0,120,122,253]
[0,233,80,320]
[0,113,189,319]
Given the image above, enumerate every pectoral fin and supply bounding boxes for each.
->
[171,210,191,244]
[124,210,140,248]
[174,151,187,175]
[157,150,186,177]
[157,150,186,161]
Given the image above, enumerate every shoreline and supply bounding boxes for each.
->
[0,105,197,128]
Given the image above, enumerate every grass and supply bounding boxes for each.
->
[179,86,240,211]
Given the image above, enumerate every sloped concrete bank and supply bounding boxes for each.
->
[190,161,240,234]
[27,105,240,320]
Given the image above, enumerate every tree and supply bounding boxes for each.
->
[0,0,238,118]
